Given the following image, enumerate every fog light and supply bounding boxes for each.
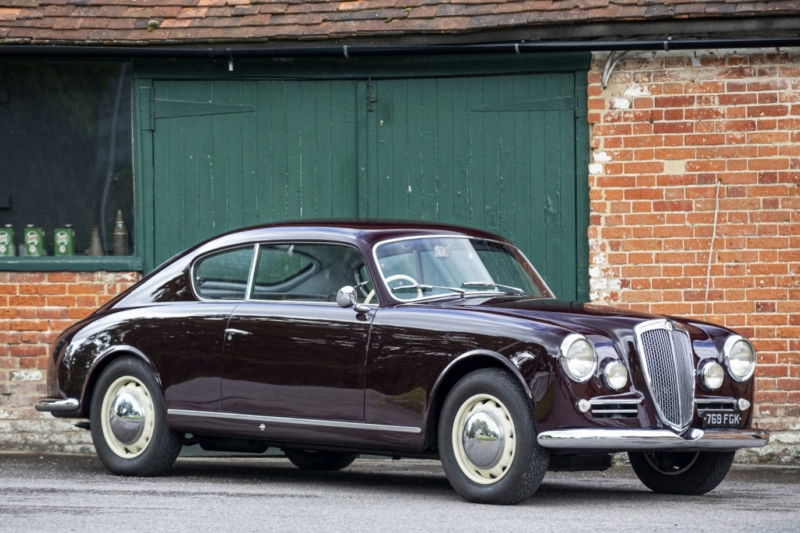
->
[738,398,751,411]
[700,361,725,391]
[560,334,597,383]
[603,361,628,391]
[577,399,591,413]
[724,336,756,382]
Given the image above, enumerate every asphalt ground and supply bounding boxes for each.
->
[1,452,799,533]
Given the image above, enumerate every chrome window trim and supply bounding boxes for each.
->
[372,234,555,305]
[244,243,261,300]
[191,241,378,308]
[633,318,695,433]
[722,334,756,382]
[168,409,421,434]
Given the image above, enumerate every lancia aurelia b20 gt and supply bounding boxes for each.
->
[37,221,768,504]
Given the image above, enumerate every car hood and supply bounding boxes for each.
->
[432,297,712,343]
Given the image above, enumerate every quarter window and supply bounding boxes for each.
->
[193,246,254,300]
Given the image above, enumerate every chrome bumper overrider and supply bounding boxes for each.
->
[537,428,770,451]
[35,398,80,413]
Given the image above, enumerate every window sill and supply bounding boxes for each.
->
[0,256,143,272]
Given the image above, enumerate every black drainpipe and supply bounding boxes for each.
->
[0,37,800,59]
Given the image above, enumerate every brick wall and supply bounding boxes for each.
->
[588,49,800,463]
[0,271,139,452]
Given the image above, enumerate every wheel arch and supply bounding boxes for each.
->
[424,350,532,450]
[79,346,160,418]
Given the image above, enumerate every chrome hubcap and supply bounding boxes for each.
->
[452,394,516,485]
[462,411,504,468]
[100,376,156,459]
[109,390,146,445]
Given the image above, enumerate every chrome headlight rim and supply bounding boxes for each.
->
[723,335,756,382]
[698,360,725,391]
[602,361,629,391]
[559,334,598,383]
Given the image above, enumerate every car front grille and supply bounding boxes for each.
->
[635,320,695,431]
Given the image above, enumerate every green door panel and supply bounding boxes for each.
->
[149,71,585,300]
[364,74,580,301]
[152,80,359,262]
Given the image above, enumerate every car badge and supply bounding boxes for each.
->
[665,322,674,331]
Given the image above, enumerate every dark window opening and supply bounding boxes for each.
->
[0,61,134,258]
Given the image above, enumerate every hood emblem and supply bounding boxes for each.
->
[665,322,674,332]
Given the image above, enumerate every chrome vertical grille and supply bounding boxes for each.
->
[635,320,695,431]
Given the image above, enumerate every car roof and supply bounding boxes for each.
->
[205,219,510,250]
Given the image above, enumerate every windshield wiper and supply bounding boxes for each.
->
[461,281,526,296]
[391,284,466,297]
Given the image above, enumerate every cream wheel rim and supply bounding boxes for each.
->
[100,376,156,459]
[452,393,516,485]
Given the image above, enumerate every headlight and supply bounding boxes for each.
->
[723,335,755,382]
[700,361,724,391]
[560,334,597,383]
[603,361,628,390]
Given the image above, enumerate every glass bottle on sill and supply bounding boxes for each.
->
[113,210,128,256]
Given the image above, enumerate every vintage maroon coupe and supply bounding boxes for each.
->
[37,221,768,504]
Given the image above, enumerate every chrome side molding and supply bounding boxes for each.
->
[168,409,422,434]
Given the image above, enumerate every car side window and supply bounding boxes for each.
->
[251,243,374,303]
[193,246,254,300]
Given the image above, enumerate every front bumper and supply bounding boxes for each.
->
[35,397,80,413]
[537,427,769,452]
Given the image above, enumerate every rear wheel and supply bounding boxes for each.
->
[438,369,549,505]
[90,357,182,476]
[628,451,735,495]
[284,449,358,471]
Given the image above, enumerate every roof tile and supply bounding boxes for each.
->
[79,16,109,27]
[106,16,132,26]
[2,0,799,46]
[232,4,258,13]
[270,11,321,23]
[0,7,20,19]
[160,16,189,25]
[407,4,436,17]
[177,6,206,16]
[52,15,80,26]
[17,6,42,16]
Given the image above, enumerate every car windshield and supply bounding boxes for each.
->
[374,236,551,302]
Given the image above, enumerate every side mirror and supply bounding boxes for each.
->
[337,286,370,313]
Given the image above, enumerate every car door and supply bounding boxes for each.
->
[221,242,375,421]
[159,245,256,412]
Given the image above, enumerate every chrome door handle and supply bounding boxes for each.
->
[225,328,252,340]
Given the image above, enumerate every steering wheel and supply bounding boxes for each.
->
[365,274,422,304]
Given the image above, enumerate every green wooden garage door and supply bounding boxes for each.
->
[147,69,587,300]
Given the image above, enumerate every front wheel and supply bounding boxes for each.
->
[284,449,358,471]
[628,451,735,495]
[438,369,549,505]
[90,357,182,476]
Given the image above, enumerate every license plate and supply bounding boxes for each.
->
[702,411,742,429]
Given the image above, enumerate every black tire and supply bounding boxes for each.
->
[284,449,358,471]
[438,368,549,505]
[90,357,182,476]
[628,451,735,495]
